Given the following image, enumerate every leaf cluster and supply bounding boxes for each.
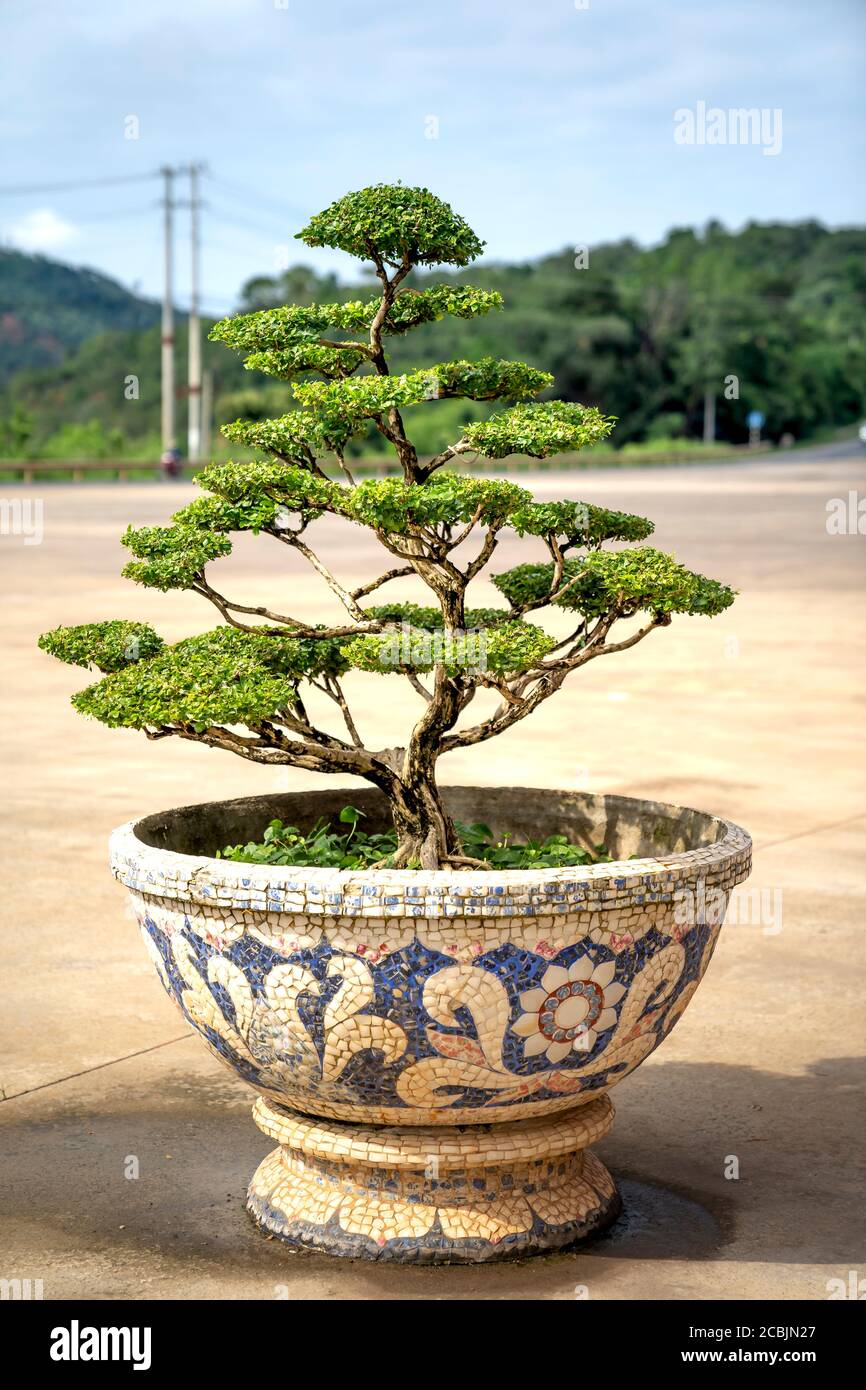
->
[457,822,615,870]
[290,358,553,433]
[342,619,554,676]
[296,184,486,267]
[71,627,346,730]
[210,283,503,354]
[37,620,164,673]
[364,602,512,630]
[463,400,615,458]
[220,809,614,870]
[493,548,736,617]
[121,524,232,591]
[219,808,396,869]
[220,410,354,457]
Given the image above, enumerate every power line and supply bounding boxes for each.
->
[75,204,160,223]
[207,201,296,242]
[0,171,160,197]
[179,295,235,307]
[205,171,307,223]
[178,299,237,317]
[201,235,271,258]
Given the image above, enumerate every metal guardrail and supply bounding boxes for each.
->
[0,457,402,482]
[0,446,754,482]
[0,459,198,482]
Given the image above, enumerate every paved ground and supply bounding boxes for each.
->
[1,444,864,1300]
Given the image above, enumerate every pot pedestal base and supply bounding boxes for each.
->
[247,1094,620,1263]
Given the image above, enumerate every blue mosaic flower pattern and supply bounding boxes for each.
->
[135,907,722,1122]
[115,809,751,1125]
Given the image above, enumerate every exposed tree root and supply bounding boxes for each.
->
[370,837,492,872]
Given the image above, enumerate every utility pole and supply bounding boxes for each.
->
[201,368,213,461]
[160,166,175,454]
[187,162,204,460]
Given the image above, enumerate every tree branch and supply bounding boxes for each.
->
[192,577,386,640]
[440,612,667,752]
[506,555,592,619]
[274,531,370,623]
[311,675,364,747]
[332,448,356,487]
[403,669,433,703]
[367,248,419,480]
[351,565,415,600]
[445,503,484,552]
[464,526,499,582]
[419,439,476,481]
[155,718,385,779]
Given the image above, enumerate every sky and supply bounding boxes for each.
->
[1,0,864,314]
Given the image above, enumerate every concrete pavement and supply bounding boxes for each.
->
[1,444,864,1299]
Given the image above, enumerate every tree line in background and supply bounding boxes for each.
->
[1,218,863,460]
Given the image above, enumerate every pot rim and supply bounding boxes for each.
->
[109,786,752,899]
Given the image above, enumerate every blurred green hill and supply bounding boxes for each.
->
[1,220,863,459]
[0,249,160,380]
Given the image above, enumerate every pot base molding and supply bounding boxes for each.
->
[247,1094,620,1262]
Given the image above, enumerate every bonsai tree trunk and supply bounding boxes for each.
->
[382,665,466,868]
[387,770,458,869]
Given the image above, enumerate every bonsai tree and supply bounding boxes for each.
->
[39,185,734,869]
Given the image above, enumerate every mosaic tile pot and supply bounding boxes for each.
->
[110,785,751,1263]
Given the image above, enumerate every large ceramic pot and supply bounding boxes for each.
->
[110,786,751,1263]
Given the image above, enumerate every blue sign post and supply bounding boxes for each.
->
[747,409,765,447]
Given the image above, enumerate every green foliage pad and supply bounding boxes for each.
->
[38,621,164,674]
[72,628,347,730]
[493,549,736,617]
[297,184,486,267]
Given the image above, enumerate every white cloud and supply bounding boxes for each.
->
[7,207,78,252]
